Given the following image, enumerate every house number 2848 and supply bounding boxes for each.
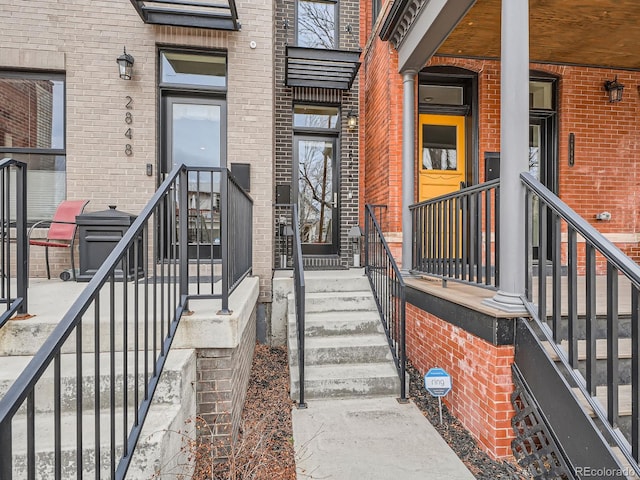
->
[125,96,133,156]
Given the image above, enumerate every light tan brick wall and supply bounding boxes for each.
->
[0,1,274,298]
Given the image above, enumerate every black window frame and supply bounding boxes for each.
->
[0,70,67,223]
[372,0,381,28]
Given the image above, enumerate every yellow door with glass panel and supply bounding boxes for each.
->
[418,114,466,202]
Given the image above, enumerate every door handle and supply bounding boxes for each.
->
[333,192,338,208]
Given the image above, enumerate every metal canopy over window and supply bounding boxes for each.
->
[129,0,240,31]
[285,46,361,90]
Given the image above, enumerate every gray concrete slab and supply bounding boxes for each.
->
[292,396,475,480]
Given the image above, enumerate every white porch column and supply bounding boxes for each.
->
[402,69,418,272]
[486,0,529,312]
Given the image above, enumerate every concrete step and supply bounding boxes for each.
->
[302,271,370,293]
[288,333,392,366]
[543,338,632,384]
[544,315,632,341]
[290,362,401,400]
[0,349,194,414]
[0,314,164,357]
[575,384,634,444]
[288,310,383,337]
[289,291,377,314]
[9,404,190,479]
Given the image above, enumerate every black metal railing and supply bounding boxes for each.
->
[291,204,306,407]
[521,171,640,473]
[409,179,500,289]
[0,165,252,479]
[0,158,28,327]
[274,203,306,406]
[364,204,406,400]
[181,167,253,311]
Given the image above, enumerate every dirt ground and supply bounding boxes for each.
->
[209,344,530,479]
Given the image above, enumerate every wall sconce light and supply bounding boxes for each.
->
[604,76,624,103]
[346,111,358,131]
[117,47,135,80]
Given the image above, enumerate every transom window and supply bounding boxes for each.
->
[294,105,339,129]
[297,0,337,49]
[0,73,66,222]
[161,51,226,89]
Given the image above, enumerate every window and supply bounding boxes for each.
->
[0,73,65,222]
[372,0,381,27]
[161,51,226,89]
[294,105,339,129]
[297,0,337,49]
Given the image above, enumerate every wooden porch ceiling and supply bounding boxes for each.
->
[437,0,640,70]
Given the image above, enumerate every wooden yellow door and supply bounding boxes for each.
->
[418,114,466,202]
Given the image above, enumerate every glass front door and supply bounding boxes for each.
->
[163,96,226,259]
[295,136,338,255]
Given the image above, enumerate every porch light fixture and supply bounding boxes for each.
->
[604,76,624,103]
[117,47,134,80]
[346,111,358,131]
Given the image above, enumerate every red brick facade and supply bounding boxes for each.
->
[361,49,640,263]
[406,303,515,459]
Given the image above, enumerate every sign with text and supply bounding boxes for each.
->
[424,368,452,397]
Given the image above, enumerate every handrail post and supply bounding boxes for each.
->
[0,420,12,480]
[16,162,27,315]
[364,211,369,275]
[219,168,231,314]
[179,168,189,300]
[292,203,307,408]
[399,289,407,402]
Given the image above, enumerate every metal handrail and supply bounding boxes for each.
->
[521,171,640,473]
[409,179,500,289]
[364,204,406,401]
[0,158,28,327]
[291,203,306,407]
[0,164,253,479]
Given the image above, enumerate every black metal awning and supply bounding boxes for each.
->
[285,46,361,90]
[129,0,240,31]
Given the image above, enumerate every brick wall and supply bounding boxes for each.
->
[407,303,515,459]
[274,0,361,269]
[195,305,257,458]
[0,1,274,299]
[361,49,640,265]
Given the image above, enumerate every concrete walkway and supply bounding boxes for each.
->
[292,396,475,480]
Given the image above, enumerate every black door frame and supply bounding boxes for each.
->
[293,134,340,255]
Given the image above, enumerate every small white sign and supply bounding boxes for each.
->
[424,367,452,397]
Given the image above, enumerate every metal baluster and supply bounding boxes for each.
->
[538,200,547,330]
[607,262,619,428]
[632,284,640,461]
[567,227,578,369]
[552,213,562,342]
[54,353,61,480]
[585,244,597,396]
[94,295,101,476]
[484,189,491,286]
[27,391,35,479]
[76,322,83,480]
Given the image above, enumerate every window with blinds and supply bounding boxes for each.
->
[0,72,66,222]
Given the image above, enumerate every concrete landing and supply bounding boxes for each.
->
[292,396,475,480]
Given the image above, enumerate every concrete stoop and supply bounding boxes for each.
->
[1,346,197,479]
[288,270,401,401]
